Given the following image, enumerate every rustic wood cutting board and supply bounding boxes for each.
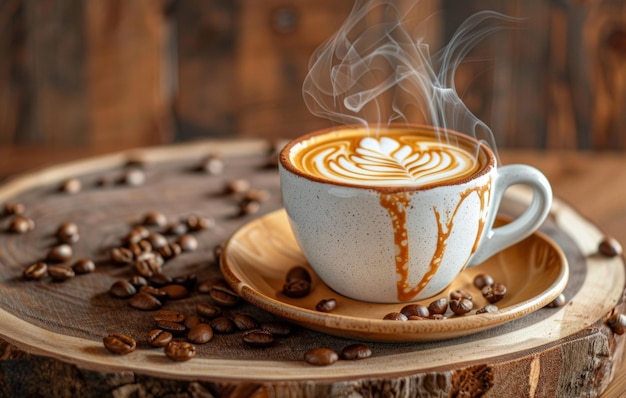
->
[0,140,623,397]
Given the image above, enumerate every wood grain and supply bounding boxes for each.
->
[0,141,623,397]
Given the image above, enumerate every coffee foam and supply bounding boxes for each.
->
[289,128,482,187]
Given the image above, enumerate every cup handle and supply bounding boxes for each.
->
[468,164,553,267]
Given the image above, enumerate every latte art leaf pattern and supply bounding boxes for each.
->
[301,136,479,187]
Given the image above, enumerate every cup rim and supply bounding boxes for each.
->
[279,124,496,193]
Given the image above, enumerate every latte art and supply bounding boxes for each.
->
[290,129,482,187]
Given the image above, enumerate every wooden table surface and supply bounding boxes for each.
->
[0,146,625,397]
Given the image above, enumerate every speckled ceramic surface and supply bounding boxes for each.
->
[220,209,569,342]
[278,126,553,302]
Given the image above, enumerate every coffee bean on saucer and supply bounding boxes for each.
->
[46,244,73,263]
[450,289,472,301]
[449,298,473,315]
[283,279,311,298]
[286,266,311,283]
[210,316,236,334]
[232,314,259,331]
[400,304,430,318]
[142,211,167,227]
[3,202,25,216]
[599,237,623,257]
[128,292,162,311]
[110,280,137,298]
[383,312,408,321]
[608,313,626,335]
[473,273,494,290]
[103,334,136,355]
[8,215,35,233]
[56,222,79,244]
[242,329,274,348]
[476,304,499,314]
[546,294,566,308]
[71,259,95,274]
[147,329,172,348]
[482,283,507,304]
[429,314,447,320]
[164,341,196,362]
[341,344,372,360]
[315,298,337,312]
[23,262,48,281]
[187,323,214,344]
[428,298,448,315]
[304,348,338,366]
[48,265,76,282]
[60,178,81,194]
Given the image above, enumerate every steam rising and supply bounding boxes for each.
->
[303,0,519,154]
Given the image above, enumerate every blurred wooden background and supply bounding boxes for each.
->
[1,0,626,176]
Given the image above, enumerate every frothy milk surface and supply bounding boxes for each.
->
[289,128,482,187]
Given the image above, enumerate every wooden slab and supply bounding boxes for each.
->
[0,140,624,397]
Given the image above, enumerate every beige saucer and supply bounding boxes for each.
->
[221,209,569,342]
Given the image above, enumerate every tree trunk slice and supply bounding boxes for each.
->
[0,141,623,398]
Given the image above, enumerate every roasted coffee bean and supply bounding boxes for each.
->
[8,215,34,233]
[210,316,236,334]
[428,298,448,315]
[200,155,224,175]
[282,279,311,298]
[103,334,136,355]
[156,320,186,336]
[608,313,626,335]
[482,283,507,304]
[244,188,270,203]
[383,312,408,321]
[449,298,473,315]
[56,222,79,244]
[260,321,292,337]
[197,278,220,294]
[147,329,172,347]
[196,303,222,319]
[407,315,428,321]
[285,265,311,283]
[129,292,162,310]
[429,314,447,320]
[400,304,430,318]
[172,273,197,291]
[161,284,189,300]
[599,237,623,257]
[72,259,95,274]
[341,344,372,360]
[23,262,48,281]
[239,199,260,216]
[128,241,152,257]
[546,294,566,308]
[304,348,338,366]
[110,280,137,298]
[165,222,188,236]
[473,273,494,289]
[46,244,73,263]
[148,272,172,287]
[3,202,25,216]
[165,341,196,362]
[135,257,162,278]
[128,275,148,290]
[315,298,337,312]
[147,233,168,249]
[242,329,274,347]
[47,266,75,282]
[140,285,169,301]
[225,179,250,194]
[177,234,198,252]
[121,168,145,186]
[151,310,186,324]
[124,226,150,245]
[111,247,134,265]
[476,304,499,314]
[60,178,81,194]
[142,211,167,227]
[185,215,214,231]
[232,314,259,331]
[209,284,239,307]
[450,289,472,301]
[184,315,201,329]
[187,323,214,344]
[155,243,181,260]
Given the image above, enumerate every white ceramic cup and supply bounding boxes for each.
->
[279,125,552,303]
